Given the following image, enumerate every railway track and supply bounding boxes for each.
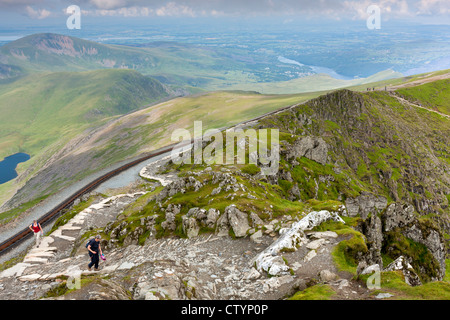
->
[0,143,181,256]
[0,100,300,257]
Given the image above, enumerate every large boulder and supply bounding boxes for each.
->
[226,205,250,238]
[182,216,200,239]
[254,210,345,276]
[285,136,329,165]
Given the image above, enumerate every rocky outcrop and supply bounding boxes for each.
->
[161,204,181,232]
[226,205,251,238]
[384,256,422,287]
[358,214,383,266]
[356,201,446,282]
[253,210,344,276]
[284,136,329,165]
[383,203,415,232]
[345,192,388,220]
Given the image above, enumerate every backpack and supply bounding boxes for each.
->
[85,238,93,249]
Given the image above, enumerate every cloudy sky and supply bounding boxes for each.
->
[0,0,449,23]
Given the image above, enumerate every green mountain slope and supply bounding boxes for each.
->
[0,68,169,212]
[0,90,318,213]
[0,33,265,90]
[0,69,168,159]
[99,79,449,288]
[396,79,450,115]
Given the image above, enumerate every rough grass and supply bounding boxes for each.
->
[312,218,367,276]
[288,284,336,300]
[397,79,450,115]
[361,270,450,300]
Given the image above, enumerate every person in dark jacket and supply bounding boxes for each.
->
[87,235,103,271]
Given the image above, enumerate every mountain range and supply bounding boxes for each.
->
[0,32,449,301]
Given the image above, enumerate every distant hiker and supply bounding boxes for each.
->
[29,220,43,248]
[87,235,103,271]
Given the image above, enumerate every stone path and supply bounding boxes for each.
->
[0,192,145,297]
[0,190,373,300]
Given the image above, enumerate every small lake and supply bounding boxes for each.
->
[0,153,30,184]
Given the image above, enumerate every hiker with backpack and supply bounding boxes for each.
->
[29,220,43,248]
[86,235,103,271]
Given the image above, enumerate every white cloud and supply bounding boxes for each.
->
[155,2,196,17]
[416,0,450,15]
[343,0,413,20]
[25,5,51,19]
[92,6,154,17]
[89,0,128,10]
[1,0,448,20]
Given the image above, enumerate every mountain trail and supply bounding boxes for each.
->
[0,188,374,300]
[388,92,450,119]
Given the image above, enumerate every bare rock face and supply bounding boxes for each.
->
[402,224,446,281]
[205,208,220,228]
[344,192,387,219]
[383,203,415,232]
[358,214,383,267]
[357,201,447,281]
[182,216,200,239]
[285,136,329,165]
[382,202,445,280]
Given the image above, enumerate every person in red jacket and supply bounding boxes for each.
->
[29,220,43,248]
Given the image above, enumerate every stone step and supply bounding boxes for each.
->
[23,257,48,264]
[0,263,31,279]
[18,274,42,282]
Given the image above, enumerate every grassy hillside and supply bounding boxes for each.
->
[0,69,169,211]
[0,69,168,159]
[0,89,319,214]
[396,79,450,115]
[258,88,449,220]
